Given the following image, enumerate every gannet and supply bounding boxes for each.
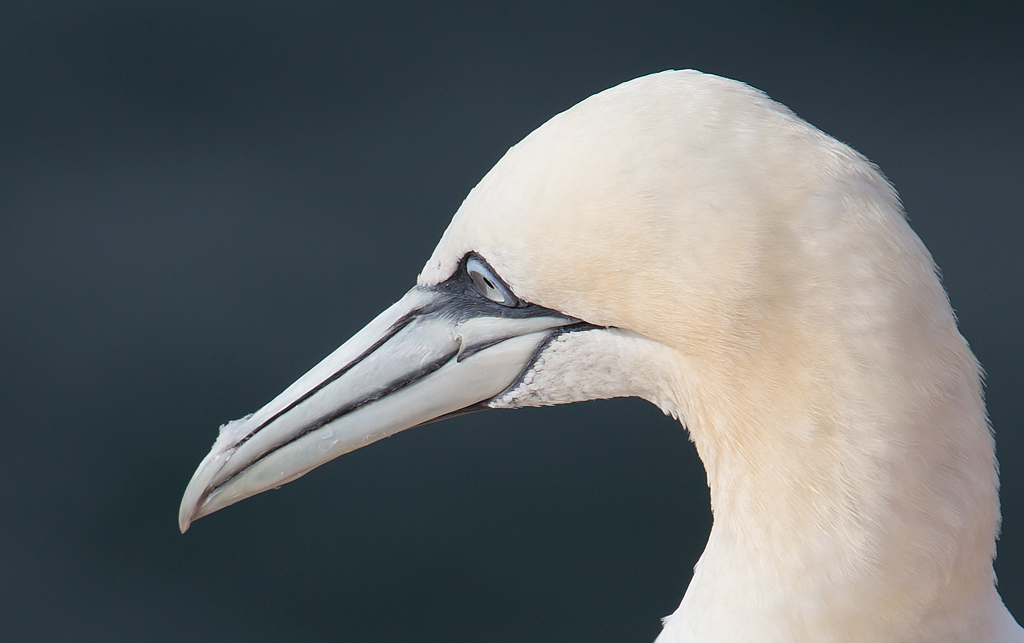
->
[179,70,1023,642]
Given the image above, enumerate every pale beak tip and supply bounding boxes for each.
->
[178,498,197,534]
[179,476,212,534]
[179,446,230,535]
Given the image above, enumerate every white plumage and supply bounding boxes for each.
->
[181,70,1022,641]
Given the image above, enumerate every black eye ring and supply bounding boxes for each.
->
[466,256,520,307]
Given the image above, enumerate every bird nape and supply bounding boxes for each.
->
[179,70,1023,642]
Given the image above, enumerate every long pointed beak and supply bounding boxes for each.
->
[179,283,581,533]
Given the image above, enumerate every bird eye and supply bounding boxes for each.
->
[466,256,519,306]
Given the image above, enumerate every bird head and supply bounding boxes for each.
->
[179,70,955,537]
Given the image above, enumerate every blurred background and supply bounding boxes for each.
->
[1,2,1021,641]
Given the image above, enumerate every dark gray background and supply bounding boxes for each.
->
[1,2,1021,641]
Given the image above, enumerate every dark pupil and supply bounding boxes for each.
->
[483,277,496,290]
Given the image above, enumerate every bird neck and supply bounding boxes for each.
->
[658,314,1007,641]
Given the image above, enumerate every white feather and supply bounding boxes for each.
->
[419,70,1022,642]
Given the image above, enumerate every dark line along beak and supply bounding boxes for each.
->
[179,282,584,533]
